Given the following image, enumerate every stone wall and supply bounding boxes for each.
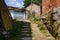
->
[0,0,12,30]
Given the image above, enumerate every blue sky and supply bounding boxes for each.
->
[5,0,24,8]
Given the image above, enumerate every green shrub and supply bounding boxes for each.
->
[0,32,7,40]
[0,21,23,40]
[8,21,24,40]
[40,26,45,30]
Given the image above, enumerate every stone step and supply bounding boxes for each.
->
[21,34,32,37]
[21,31,32,34]
[21,37,32,40]
[23,22,30,24]
[24,25,30,27]
[21,28,30,31]
[21,31,30,33]
[23,26,29,28]
[21,30,31,32]
[22,27,30,29]
[24,24,30,26]
[21,34,31,36]
[22,27,31,30]
[21,31,31,34]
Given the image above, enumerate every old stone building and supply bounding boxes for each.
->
[26,3,41,19]
[0,0,12,30]
[42,0,60,39]
[8,6,26,21]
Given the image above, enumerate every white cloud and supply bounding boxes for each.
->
[11,0,16,2]
[6,0,16,5]
[9,1,15,4]
[16,2,21,7]
[21,2,24,5]
[6,0,24,8]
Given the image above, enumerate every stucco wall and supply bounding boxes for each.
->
[53,7,60,21]
[26,3,41,17]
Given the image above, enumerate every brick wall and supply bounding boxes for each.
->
[56,0,60,6]
[42,0,60,16]
[42,0,50,15]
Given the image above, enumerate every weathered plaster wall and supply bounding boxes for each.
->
[26,3,41,17]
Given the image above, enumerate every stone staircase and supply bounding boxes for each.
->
[21,22,32,40]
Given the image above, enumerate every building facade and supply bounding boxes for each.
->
[26,3,41,19]
[8,7,27,21]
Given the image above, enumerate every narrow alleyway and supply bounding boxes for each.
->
[20,21,54,40]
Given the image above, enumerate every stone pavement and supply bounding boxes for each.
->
[31,23,55,40]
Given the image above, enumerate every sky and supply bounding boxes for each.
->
[5,0,24,8]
